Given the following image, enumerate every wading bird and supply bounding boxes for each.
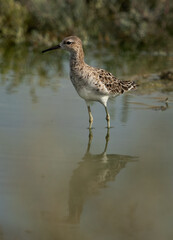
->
[42,36,137,128]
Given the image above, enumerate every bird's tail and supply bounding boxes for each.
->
[120,80,138,93]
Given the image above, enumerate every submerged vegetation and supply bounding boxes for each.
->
[0,0,173,48]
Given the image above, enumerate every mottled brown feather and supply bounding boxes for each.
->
[95,68,137,95]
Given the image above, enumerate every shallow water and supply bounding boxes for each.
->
[0,45,173,240]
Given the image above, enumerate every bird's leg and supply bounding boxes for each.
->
[86,128,93,153]
[103,128,110,153]
[87,105,93,129]
[105,106,110,128]
[83,128,93,159]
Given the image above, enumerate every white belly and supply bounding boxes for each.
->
[78,87,109,106]
[70,72,109,106]
[78,87,99,100]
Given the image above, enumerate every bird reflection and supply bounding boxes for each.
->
[66,129,137,224]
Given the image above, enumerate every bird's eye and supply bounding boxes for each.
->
[66,41,72,45]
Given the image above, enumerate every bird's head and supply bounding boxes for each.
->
[42,36,82,54]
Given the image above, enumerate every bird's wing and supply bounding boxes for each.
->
[96,68,137,95]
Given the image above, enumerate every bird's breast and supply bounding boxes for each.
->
[70,74,106,104]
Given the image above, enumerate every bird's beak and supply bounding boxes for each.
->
[42,44,61,53]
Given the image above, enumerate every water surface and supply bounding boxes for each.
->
[0,45,173,240]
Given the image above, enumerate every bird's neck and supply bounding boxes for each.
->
[70,46,85,70]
